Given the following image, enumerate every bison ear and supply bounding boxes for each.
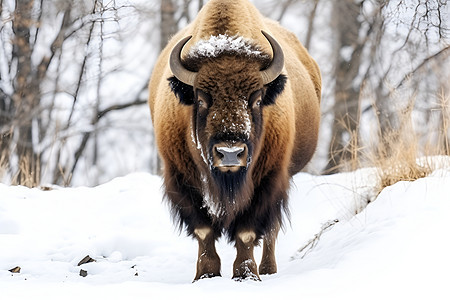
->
[168,76,195,105]
[263,74,287,106]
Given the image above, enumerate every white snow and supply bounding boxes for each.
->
[1,165,450,299]
[201,173,223,219]
[189,34,263,58]
[190,123,209,166]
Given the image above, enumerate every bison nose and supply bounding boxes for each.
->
[212,143,248,171]
[216,146,244,166]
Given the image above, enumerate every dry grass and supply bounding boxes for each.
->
[330,90,450,196]
[373,132,432,193]
[373,91,449,194]
[13,155,41,188]
[0,150,41,188]
[0,152,7,183]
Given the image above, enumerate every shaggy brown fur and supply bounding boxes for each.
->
[148,0,321,281]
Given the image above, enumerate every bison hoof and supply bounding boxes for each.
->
[193,272,221,282]
[232,259,261,281]
[232,272,261,282]
[259,262,277,276]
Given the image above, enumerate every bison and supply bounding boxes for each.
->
[148,0,321,281]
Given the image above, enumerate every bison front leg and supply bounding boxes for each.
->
[232,230,260,281]
[194,227,221,281]
[259,223,280,275]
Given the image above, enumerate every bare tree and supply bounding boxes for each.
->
[324,0,365,173]
[1,0,158,187]
[160,0,203,50]
[152,0,203,174]
[161,0,178,51]
[325,0,449,173]
[2,0,64,186]
[304,0,319,51]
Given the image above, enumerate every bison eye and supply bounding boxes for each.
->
[196,90,210,109]
[250,91,263,109]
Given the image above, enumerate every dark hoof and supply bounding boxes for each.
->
[259,262,277,276]
[193,272,221,282]
[232,272,261,282]
[232,259,261,281]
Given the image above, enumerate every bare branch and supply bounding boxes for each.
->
[395,45,450,90]
[36,6,72,83]
[304,0,319,50]
[291,219,340,260]
[277,0,296,22]
[97,100,148,120]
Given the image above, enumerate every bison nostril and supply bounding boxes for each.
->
[215,146,245,166]
[215,147,225,159]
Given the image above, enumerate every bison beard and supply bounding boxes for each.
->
[207,166,252,225]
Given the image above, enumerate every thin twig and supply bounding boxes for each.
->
[395,46,450,90]
[291,219,339,260]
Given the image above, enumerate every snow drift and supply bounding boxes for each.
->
[1,167,450,299]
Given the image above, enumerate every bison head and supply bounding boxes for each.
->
[168,31,286,222]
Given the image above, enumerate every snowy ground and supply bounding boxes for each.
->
[1,164,450,299]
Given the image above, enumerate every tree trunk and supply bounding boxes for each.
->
[155,0,179,174]
[324,0,364,174]
[12,0,41,186]
[0,89,13,167]
[160,0,178,51]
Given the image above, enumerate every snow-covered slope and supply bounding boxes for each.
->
[1,168,449,299]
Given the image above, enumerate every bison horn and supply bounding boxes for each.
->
[260,30,285,85]
[169,35,197,86]
[170,31,284,86]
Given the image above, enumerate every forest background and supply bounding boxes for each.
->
[0,0,449,187]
